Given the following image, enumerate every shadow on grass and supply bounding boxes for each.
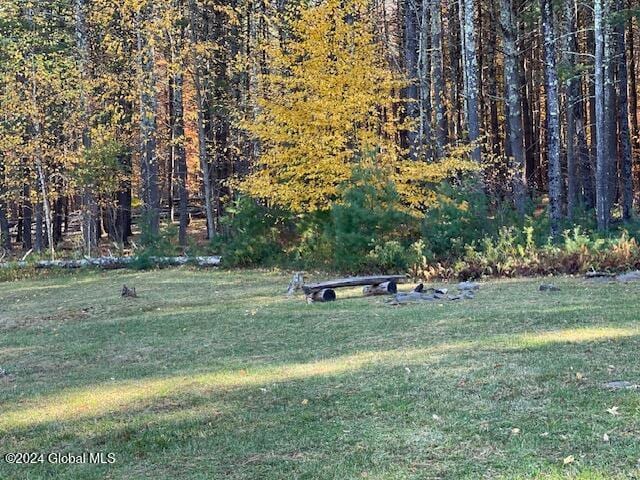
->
[2,331,639,479]
[2,325,638,432]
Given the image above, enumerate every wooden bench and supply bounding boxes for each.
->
[301,275,406,302]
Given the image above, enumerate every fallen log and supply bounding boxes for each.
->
[306,288,337,303]
[585,271,616,278]
[303,275,406,294]
[363,281,397,296]
[0,255,221,270]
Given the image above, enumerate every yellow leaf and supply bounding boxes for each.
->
[607,406,620,416]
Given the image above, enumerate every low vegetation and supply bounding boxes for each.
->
[1,270,639,479]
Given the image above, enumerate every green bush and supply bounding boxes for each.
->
[212,197,285,267]
[329,168,418,272]
[421,181,497,259]
[367,240,419,272]
[285,212,334,269]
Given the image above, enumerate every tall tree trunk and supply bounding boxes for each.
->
[500,0,526,215]
[210,4,231,232]
[403,0,421,157]
[615,0,633,219]
[26,4,55,258]
[171,70,189,246]
[629,10,639,145]
[0,208,9,251]
[137,2,161,237]
[0,158,10,251]
[116,155,133,245]
[448,0,463,141]
[563,0,579,219]
[74,0,98,255]
[418,0,432,158]
[115,98,134,245]
[22,184,32,251]
[542,0,562,237]
[460,0,481,161]
[34,159,54,257]
[520,56,536,191]
[34,202,43,253]
[187,0,216,239]
[574,1,595,208]
[604,11,618,215]
[595,0,610,230]
[484,3,500,158]
[430,0,447,158]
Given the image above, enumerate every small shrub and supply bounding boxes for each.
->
[421,181,496,260]
[413,225,640,281]
[212,197,286,267]
[329,168,418,272]
[367,240,419,273]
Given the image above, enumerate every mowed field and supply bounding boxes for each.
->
[0,269,639,479]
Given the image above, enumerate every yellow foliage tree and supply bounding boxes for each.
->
[242,0,475,213]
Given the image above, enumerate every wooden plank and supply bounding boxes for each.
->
[303,275,406,294]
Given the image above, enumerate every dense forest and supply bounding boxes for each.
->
[1,0,640,274]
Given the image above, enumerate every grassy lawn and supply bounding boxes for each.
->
[1,269,639,479]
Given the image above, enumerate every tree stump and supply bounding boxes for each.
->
[121,285,137,298]
[287,272,305,295]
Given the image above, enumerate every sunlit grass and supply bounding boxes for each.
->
[1,270,639,479]
[4,325,638,433]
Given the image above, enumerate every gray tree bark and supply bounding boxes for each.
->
[628,12,639,146]
[0,157,10,251]
[171,70,189,245]
[563,0,579,219]
[460,0,480,162]
[74,0,99,254]
[595,0,609,230]
[137,2,161,237]
[542,0,562,238]
[430,0,447,158]
[615,0,633,219]
[571,3,594,209]
[418,0,432,158]
[499,0,526,215]
[604,8,617,216]
[403,0,421,157]
[187,0,216,239]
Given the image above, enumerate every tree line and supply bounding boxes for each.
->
[0,0,639,259]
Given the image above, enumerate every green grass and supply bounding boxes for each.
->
[1,269,639,479]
